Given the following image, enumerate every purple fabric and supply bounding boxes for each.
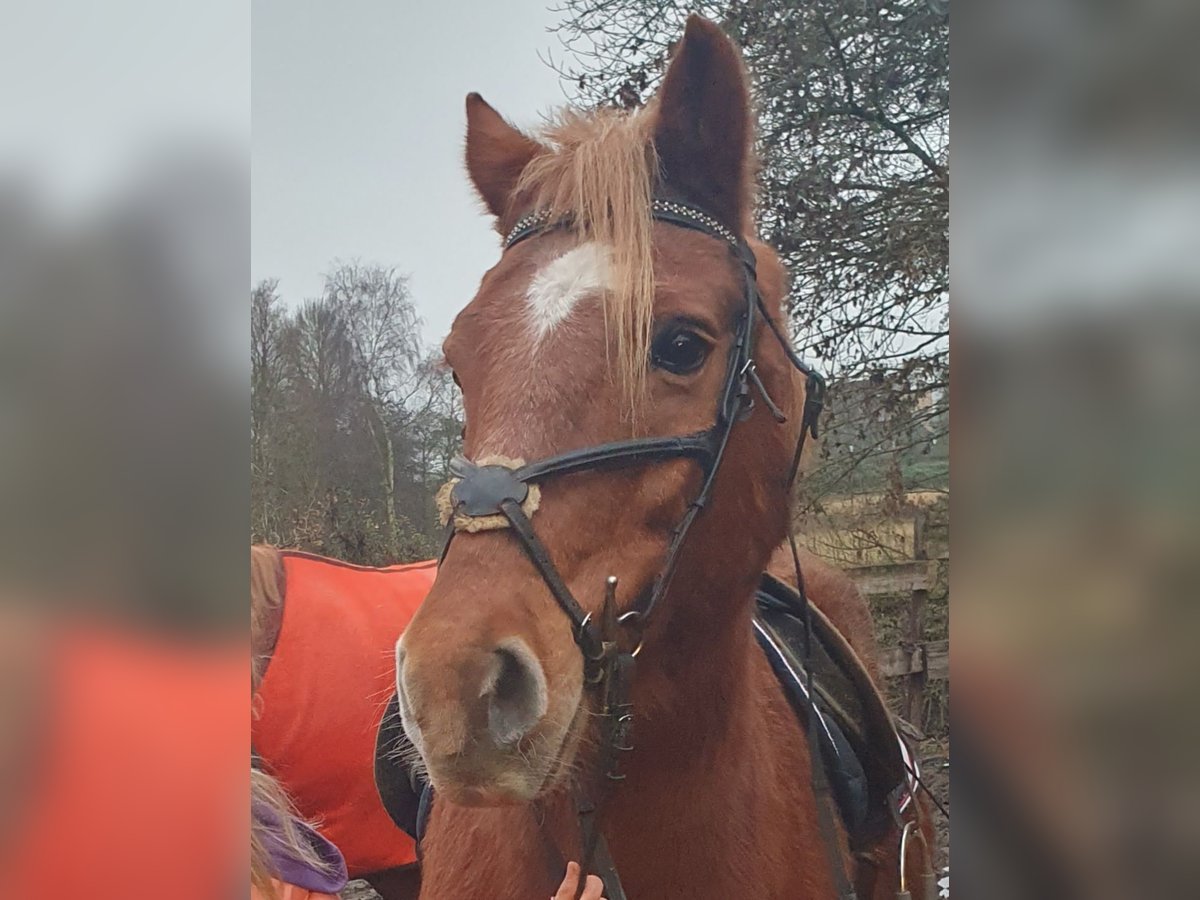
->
[254,799,348,893]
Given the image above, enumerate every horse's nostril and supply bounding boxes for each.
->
[484,643,547,745]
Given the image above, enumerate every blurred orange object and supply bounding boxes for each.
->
[0,622,245,900]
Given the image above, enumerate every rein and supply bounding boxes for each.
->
[437,198,833,898]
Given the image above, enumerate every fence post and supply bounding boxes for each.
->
[905,509,929,731]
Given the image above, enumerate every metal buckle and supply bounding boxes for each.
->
[615,609,646,658]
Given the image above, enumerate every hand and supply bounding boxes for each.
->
[552,861,606,900]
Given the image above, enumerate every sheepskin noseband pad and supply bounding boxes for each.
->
[435,455,541,533]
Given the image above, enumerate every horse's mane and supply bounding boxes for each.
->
[516,107,658,409]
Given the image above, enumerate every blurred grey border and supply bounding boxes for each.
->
[0,3,247,630]
[956,0,1200,896]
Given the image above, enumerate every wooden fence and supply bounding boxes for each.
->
[841,511,948,729]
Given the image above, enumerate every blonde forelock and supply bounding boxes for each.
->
[516,108,658,417]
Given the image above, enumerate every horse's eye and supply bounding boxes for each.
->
[650,327,711,376]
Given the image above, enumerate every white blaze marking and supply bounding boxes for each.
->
[525,242,610,341]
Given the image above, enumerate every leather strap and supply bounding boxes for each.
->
[792,535,858,898]
[497,497,605,669]
[512,432,715,483]
[588,834,628,900]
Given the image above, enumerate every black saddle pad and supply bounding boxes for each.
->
[374,692,431,846]
[754,573,909,844]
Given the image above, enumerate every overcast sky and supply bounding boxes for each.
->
[252,0,572,350]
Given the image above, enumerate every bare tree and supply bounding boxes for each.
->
[550,0,949,508]
[280,298,364,543]
[251,279,285,539]
[250,265,462,564]
[323,261,428,558]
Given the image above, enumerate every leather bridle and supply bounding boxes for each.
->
[437,198,827,897]
[442,199,825,671]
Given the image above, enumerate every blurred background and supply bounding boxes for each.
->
[955,0,1200,897]
[0,2,247,898]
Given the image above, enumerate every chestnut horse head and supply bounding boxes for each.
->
[397,17,815,806]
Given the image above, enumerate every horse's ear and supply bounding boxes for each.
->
[652,16,753,233]
[465,93,541,222]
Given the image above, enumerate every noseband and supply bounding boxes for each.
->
[441,198,825,674]
[437,198,826,896]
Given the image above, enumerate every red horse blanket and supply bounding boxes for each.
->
[253,551,437,876]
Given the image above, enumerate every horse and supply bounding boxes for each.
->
[394,15,934,900]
